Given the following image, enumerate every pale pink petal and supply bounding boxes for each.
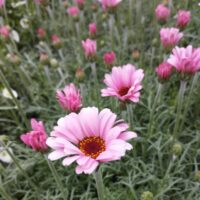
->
[62,156,80,166]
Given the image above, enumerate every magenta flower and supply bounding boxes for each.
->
[176,10,191,29]
[89,23,97,36]
[155,4,170,22]
[0,26,10,39]
[101,64,144,103]
[67,6,80,17]
[81,38,97,58]
[103,51,116,66]
[0,0,5,8]
[160,28,183,49]
[99,0,122,11]
[156,62,173,80]
[56,83,82,112]
[20,119,48,152]
[167,45,200,75]
[46,107,137,174]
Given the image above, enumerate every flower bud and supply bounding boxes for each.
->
[0,135,9,144]
[75,67,85,81]
[132,49,140,61]
[195,171,200,182]
[103,51,116,67]
[89,23,97,37]
[62,0,68,8]
[176,10,191,29]
[51,34,62,49]
[37,27,46,40]
[141,191,154,200]
[172,142,183,156]
[39,53,49,65]
[67,6,80,20]
[50,58,59,68]
[81,38,97,59]
[6,53,21,65]
[0,25,10,42]
[156,62,173,81]
[91,3,98,12]
[155,4,170,23]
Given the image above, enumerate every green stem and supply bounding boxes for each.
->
[0,142,39,193]
[0,70,29,129]
[94,168,104,200]
[43,154,68,200]
[172,81,187,142]
[0,185,13,200]
[148,83,163,137]
[180,74,199,132]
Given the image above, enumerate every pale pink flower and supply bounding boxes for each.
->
[176,10,191,29]
[36,28,46,39]
[156,62,173,80]
[89,23,97,36]
[0,0,5,8]
[155,4,170,22]
[0,26,10,39]
[101,64,144,103]
[46,107,137,174]
[99,0,122,11]
[167,45,200,75]
[56,83,82,112]
[20,119,48,152]
[103,51,116,65]
[160,28,183,49]
[81,38,97,58]
[67,6,80,17]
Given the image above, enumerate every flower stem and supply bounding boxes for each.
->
[0,185,13,200]
[1,142,39,193]
[148,83,163,137]
[94,168,104,200]
[172,80,187,142]
[180,74,199,132]
[0,70,29,129]
[43,154,68,200]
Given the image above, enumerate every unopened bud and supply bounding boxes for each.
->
[172,143,183,156]
[195,171,200,182]
[132,49,140,61]
[50,58,59,68]
[40,53,49,65]
[75,67,85,81]
[141,191,154,200]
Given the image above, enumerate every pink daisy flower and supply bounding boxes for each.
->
[46,107,137,174]
[167,45,200,75]
[101,64,144,103]
[20,119,48,152]
[56,83,82,112]
[160,27,183,49]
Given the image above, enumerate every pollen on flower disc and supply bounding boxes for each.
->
[79,136,106,159]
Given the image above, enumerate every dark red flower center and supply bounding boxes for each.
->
[118,87,130,96]
[79,136,106,159]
